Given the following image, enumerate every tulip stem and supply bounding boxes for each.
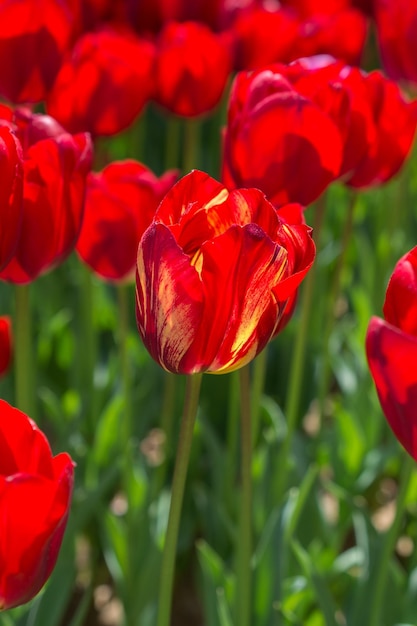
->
[14,283,36,418]
[117,284,132,454]
[251,348,268,445]
[237,363,253,626]
[165,116,181,171]
[368,453,414,626]
[318,191,358,419]
[282,195,327,490]
[78,265,97,442]
[151,371,178,500]
[183,119,200,174]
[156,372,203,626]
[224,371,239,508]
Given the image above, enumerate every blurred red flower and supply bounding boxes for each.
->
[222,65,343,206]
[46,28,155,136]
[136,170,315,374]
[374,0,417,85]
[263,56,417,189]
[0,400,74,610]
[0,107,92,284]
[0,0,75,104]
[116,0,238,34]
[0,124,23,272]
[153,21,233,117]
[77,161,178,282]
[366,246,417,460]
[280,0,368,65]
[231,7,299,70]
[295,8,367,66]
[344,71,417,188]
[0,317,12,377]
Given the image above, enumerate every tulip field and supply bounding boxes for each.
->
[2,1,417,626]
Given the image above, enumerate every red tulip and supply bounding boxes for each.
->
[295,9,367,66]
[153,21,233,117]
[0,400,74,609]
[344,71,417,189]
[77,161,178,281]
[366,246,417,460]
[0,107,92,284]
[46,27,155,136]
[0,317,12,377]
[374,0,417,85]
[280,0,351,15]
[0,123,23,271]
[222,66,343,206]
[232,7,299,70]
[264,56,417,188]
[136,170,315,374]
[118,0,237,34]
[0,0,75,104]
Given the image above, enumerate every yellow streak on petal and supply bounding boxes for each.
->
[230,249,287,354]
[211,246,288,373]
[204,188,229,211]
[190,249,203,276]
[136,245,149,335]
[212,341,259,374]
[156,259,198,369]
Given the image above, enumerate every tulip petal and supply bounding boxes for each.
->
[136,224,204,373]
[180,224,286,373]
[0,470,72,609]
[383,246,417,336]
[366,316,417,460]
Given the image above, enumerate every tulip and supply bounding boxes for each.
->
[0,124,23,271]
[266,56,417,188]
[0,317,12,377]
[374,0,417,85]
[0,400,74,610]
[0,107,92,284]
[153,21,233,118]
[120,0,236,34]
[222,65,343,206]
[231,7,299,70]
[366,246,417,460]
[46,27,155,137]
[344,71,417,189]
[136,170,316,374]
[295,9,367,66]
[0,0,74,104]
[77,160,178,281]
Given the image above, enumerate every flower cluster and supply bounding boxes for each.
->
[0,0,417,617]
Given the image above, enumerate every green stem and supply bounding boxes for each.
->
[130,110,146,162]
[151,371,178,499]
[368,454,414,626]
[251,348,268,446]
[117,283,138,626]
[14,283,35,418]
[156,373,203,626]
[284,195,327,447]
[117,284,132,452]
[318,191,358,418]
[224,371,240,508]
[237,364,253,626]
[183,119,200,174]
[165,116,181,171]
[78,265,96,442]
